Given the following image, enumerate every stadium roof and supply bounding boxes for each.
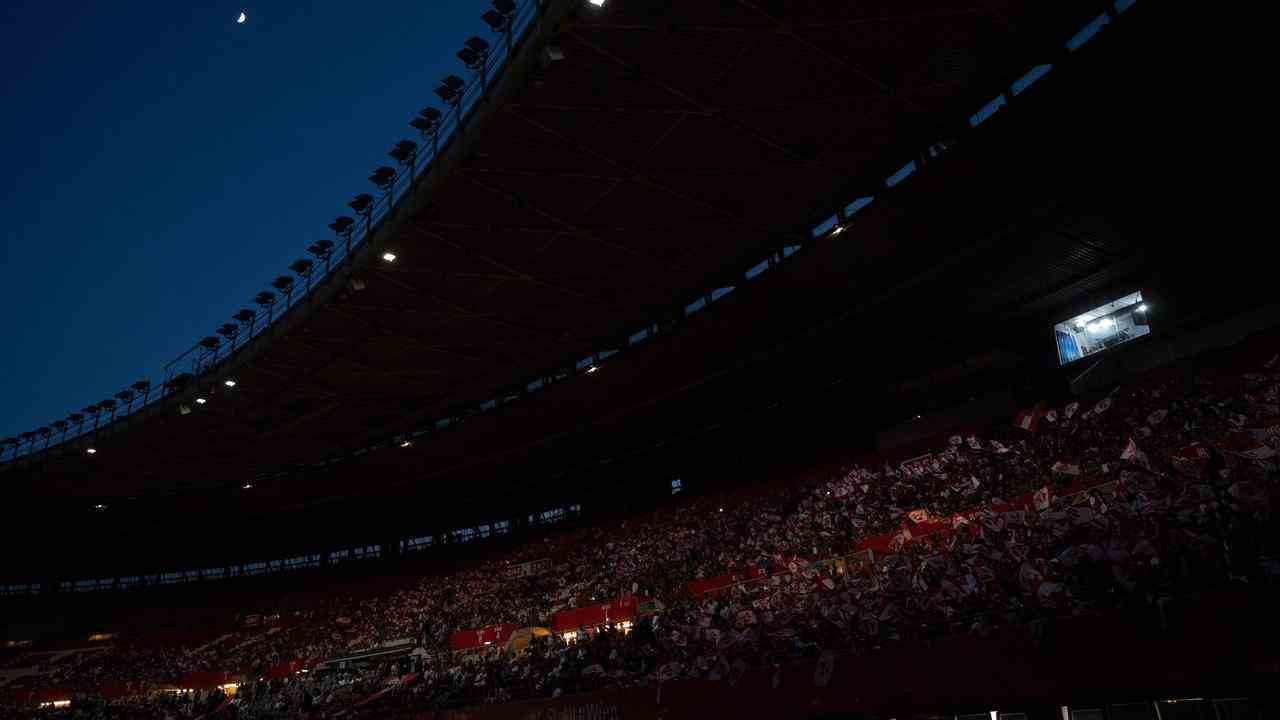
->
[4,0,1225,576]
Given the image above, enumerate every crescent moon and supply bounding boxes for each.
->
[237,11,246,23]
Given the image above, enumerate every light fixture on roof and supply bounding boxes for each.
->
[457,37,490,69]
[86,447,97,455]
[382,252,397,263]
[195,397,208,405]
[348,194,374,219]
[1137,303,1149,312]
[434,74,466,105]
[368,166,397,194]
[270,275,297,306]
[224,379,237,388]
[588,0,605,6]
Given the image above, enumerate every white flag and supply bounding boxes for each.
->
[1120,437,1150,468]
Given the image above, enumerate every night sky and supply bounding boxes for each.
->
[1,0,481,441]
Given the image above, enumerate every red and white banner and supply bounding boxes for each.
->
[552,596,641,634]
[504,558,553,580]
[450,623,521,652]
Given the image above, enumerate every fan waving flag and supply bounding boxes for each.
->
[1120,437,1151,468]
[1013,402,1046,432]
[1051,460,1081,476]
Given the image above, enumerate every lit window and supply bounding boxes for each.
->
[1053,291,1150,365]
[810,215,837,238]
[1066,13,1109,52]
[1010,64,1052,95]
[969,95,1007,127]
[843,196,874,217]
[745,259,770,280]
[710,286,734,302]
[885,160,916,188]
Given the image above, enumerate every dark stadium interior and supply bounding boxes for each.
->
[3,1,1275,718]
[1,0,1249,573]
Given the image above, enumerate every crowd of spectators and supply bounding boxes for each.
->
[5,344,1280,719]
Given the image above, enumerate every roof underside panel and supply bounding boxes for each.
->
[7,0,1112,501]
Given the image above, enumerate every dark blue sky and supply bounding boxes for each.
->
[1,0,479,440]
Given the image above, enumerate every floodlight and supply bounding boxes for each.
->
[382,252,397,263]
[330,216,356,236]
[242,483,253,490]
[586,365,599,374]
[196,397,208,405]
[224,379,237,388]
[289,259,316,291]
[348,194,374,216]
[86,448,96,454]
[1137,303,1148,312]
[388,140,417,165]
[307,240,335,259]
[481,9,508,31]
[589,0,605,6]
[400,440,412,448]
[368,166,397,191]
[434,74,465,103]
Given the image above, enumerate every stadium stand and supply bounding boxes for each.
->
[3,330,1278,718]
[3,1,1271,718]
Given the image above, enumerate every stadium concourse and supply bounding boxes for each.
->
[3,329,1279,717]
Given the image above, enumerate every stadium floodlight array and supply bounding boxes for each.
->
[306,240,336,274]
